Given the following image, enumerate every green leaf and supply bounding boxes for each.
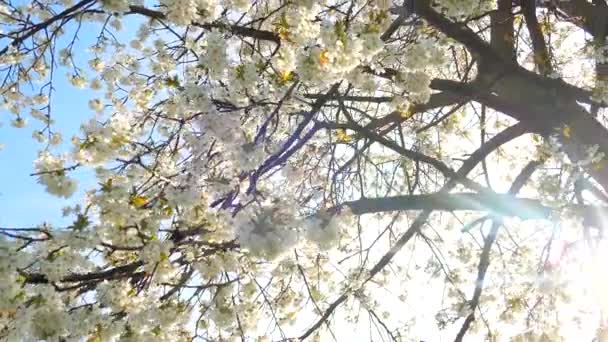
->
[164,75,180,88]
[72,214,90,231]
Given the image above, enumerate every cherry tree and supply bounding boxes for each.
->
[2,0,608,340]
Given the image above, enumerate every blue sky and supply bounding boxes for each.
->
[0,13,141,228]
[0,86,94,227]
[0,59,94,228]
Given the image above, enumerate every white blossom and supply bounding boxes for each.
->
[33,151,77,198]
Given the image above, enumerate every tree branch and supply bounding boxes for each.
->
[490,0,515,62]
[345,192,551,219]
[522,0,554,75]
[300,123,528,340]
[412,0,508,66]
[1,0,95,56]
[22,261,144,284]
[454,160,541,341]
[127,5,280,43]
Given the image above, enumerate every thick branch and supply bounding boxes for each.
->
[554,0,607,36]
[490,0,515,62]
[522,0,554,75]
[23,261,144,284]
[429,77,608,195]
[412,0,509,66]
[345,192,551,219]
